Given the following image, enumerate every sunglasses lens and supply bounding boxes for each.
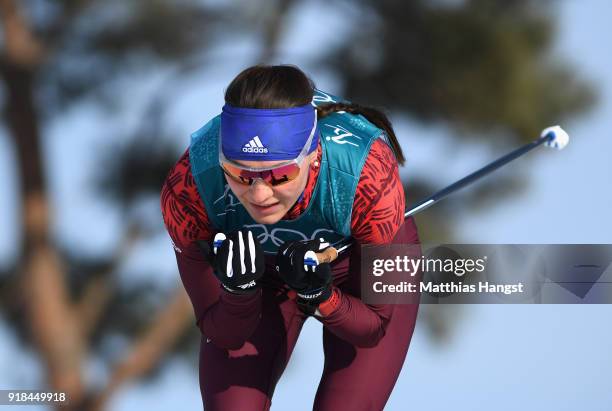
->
[221,163,255,185]
[221,162,301,186]
[266,163,301,186]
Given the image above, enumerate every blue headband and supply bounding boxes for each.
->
[220,104,319,161]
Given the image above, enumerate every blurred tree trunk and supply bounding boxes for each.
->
[0,2,195,409]
[0,56,194,409]
[0,1,85,406]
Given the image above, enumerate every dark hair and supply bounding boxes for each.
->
[225,65,405,166]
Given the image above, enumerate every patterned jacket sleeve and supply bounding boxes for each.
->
[318,139,420,347]
[160,150,214,250]
[161,149,262,349]
[350,139,407,244]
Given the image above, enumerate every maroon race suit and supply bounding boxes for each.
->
[161,139,420,410]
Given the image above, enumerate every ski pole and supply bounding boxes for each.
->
[314,125,570,264]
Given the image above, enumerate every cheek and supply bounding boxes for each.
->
[276,172,309,201]
[275,189,296,203]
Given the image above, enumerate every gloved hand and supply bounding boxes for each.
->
[198,229,264,294]
[275,238,333,309]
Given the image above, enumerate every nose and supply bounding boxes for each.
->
[249,178,274,204]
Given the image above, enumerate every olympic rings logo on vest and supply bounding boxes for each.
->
[244,224,336,247]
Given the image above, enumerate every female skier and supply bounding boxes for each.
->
[160,64,420,410]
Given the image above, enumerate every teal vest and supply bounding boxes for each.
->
[189,90,386,254]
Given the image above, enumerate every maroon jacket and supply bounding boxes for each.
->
[161,139,419,348]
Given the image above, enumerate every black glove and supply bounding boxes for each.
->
[275,238,333,310]
[198,229,264,294]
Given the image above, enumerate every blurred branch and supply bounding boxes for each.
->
[20,240,85,408]
[44,0,95,51]
[258,0,295,63]
[88,287,193,411]
[75,224,142,341]
[330,0,595,139]
[0,0,45,67]
[75,275,113,343]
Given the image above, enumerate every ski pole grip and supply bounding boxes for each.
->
[315,247,338,264]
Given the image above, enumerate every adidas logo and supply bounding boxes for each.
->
[238,280,257,289]
[242,136,268,154]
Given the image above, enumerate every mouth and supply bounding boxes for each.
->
[250,202,281,212]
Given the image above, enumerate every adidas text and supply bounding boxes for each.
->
[239,280,257,289]
[242,147,268,153]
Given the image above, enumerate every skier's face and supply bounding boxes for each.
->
[224,151,317,224]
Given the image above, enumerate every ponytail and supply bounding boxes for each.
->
[316,103,405,166]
